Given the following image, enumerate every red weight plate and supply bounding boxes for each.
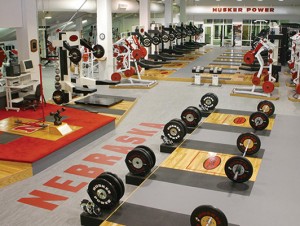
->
[137,65,142,73]
[130,66,136,75]
[124,69,133,77]
[262,69,269,76]
[132,49,142,60]
[111,72,121,81]
[116,61,123,70]
[119,46,126,53]
[139,46,147,58]
[296,84,300,94]
[244,51,255,64]
[264,74,269,82]
[252,74,261,86]
[262,81,275,93]
[268,58,273,64]
[82,53,89,62]
[288,61,295,69]
[292,71,298,80]
[268,49,273,54]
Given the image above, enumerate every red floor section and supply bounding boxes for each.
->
[0,104,115,163]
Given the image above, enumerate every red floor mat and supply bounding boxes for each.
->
[0,104,115,163]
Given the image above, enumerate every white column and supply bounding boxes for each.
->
[96,0,113,80]
[179,0,187,23]
[16,0,39,80]
[139,0,150,32]
[164,0,173,26]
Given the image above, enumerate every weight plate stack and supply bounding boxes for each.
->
[257,100,275,117]
[181,106,202,127]
[237,132,261,155]
[249,111,269,131]
[200,93,219,111]
[125,148,153,176]
[69,48,82,64]
[190,205,228,226]
[163,119,187,143]
[97,172,125,201]
[225,156,253,183]
[135,145,156,168]
[87,177,118,209]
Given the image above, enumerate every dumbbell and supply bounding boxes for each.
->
[80,199,101,216]
[87,172,124,209]
[249,100,275,130]
[125,145,156,176]
[199,93,219,111]
[162,118,187,144]
[190,205,228,226]
[224,132,261,183]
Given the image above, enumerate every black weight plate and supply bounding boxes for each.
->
[249,111,269,131]
[162,34,169,43]
[98,172,123,201]
[163,119,186,143]
[69,48,82,64]
[189,106,202,120]
[52,90,64,105]
[97,172,125,200]
[142,37,152,47]
[93,44,105,58]
[237,132,261,155]
[206,93,219,106]
[152,36,162,45]
[125,149,152,176]
[169,33,176,41]
[190,205,228,226]
[87,178,118,209]
[135,145,156,168]
[181,106,202,127]
[170,118,187,137]
[200,93,218,110]
[225,156,253,183]
[134,147,153,170]
[175,32,182,39]
[257,100,275,117]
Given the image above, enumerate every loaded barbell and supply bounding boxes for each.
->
[249,100,275,130]
[125,145,156,176]
[225,132,261,183]
[199,93,219,111]
[190,205,228,226]
[87,172,124,209]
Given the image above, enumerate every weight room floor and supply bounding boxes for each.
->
[1,46,300,226]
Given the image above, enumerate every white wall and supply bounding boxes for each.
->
[0,0,23,27]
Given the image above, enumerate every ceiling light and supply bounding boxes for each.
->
[44,12,52,19]
[237,0,242,1]
[82,20,87,24]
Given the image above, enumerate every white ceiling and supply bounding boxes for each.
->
[1,0,300,42]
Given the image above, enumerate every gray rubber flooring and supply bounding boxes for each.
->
[1,46,300,226]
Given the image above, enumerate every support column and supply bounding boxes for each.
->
[96,0,113,80]
[164,0,173,26]
[179,0,187,24]
[16,0,39,80]
[139,0,150,32]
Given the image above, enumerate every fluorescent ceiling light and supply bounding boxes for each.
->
[82,20,87,24]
